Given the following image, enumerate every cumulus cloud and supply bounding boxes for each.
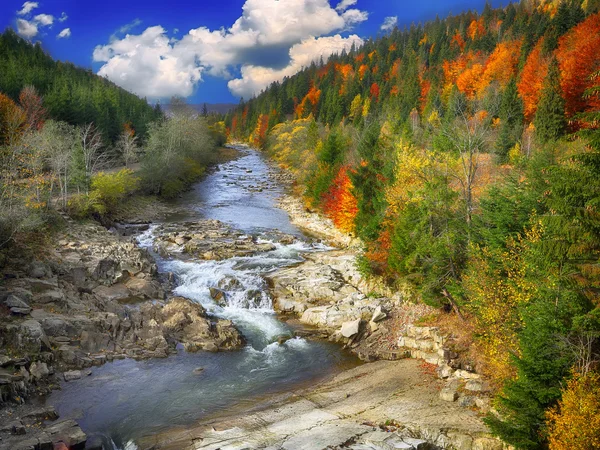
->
[57,28,71,39]
[15,7,59,39]
[58,12,68,22]
[93,0,368,99]
[17,2,38,16]
[16,18,38,38]
[381,16,398,32]
[94,26,203,98]
[335,0,357,12]
[228,34,363,97]
[33,14,53,26]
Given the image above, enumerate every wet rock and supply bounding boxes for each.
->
[218,276,242,291]
[193,367,205,375]
[341,319,361,338]
[63,370,82,381]
[46,419,86,449]
[209,287,225,301]
[245,289,263,308]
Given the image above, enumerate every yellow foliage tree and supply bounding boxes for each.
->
[546,371,600,450]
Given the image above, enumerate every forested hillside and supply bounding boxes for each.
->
[0,29,162,142]
[226,1,600,448]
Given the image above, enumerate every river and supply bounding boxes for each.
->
[46,146,358,449]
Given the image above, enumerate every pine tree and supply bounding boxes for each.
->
[534,58,566,143]
[497,78,524,161]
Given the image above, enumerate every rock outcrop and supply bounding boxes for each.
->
[152,220,295,260]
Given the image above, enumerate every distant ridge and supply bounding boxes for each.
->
[163,103,237,115]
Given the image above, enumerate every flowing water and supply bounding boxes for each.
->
[46,146,358,449]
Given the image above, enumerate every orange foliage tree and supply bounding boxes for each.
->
[370,82,380,102]
[518,38,550,122]
[251,114,269,149]
[556,12,600,118]
[0,93,26,146]
[322,166,358,233]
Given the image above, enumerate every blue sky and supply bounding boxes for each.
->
[1,0,506,104]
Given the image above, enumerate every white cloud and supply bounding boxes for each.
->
[33,14,54,26]
[118,18,142,35]
[381,16,398,32]
[93,0,368,99]
[58,12,68,22]
[228,34,363,97]
[17,1,38,16]
[15,11,57,39]
[94,26,203,98]
[335,0,357,12]
[57,28,71,39]
[16,18,38,38]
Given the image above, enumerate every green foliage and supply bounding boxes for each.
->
[534,59,567,144]
[497,79,525,161]
[140,111,214,198]
[68,169,140,218]
[351,122,388,241]
[0,29,161,142]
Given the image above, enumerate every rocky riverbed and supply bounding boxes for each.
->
[0,219,248,450]
[1,145,504,450]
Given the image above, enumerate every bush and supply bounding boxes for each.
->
[68,169,139,218]
[91,169,140,209]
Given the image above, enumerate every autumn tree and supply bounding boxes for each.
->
[546,371,600,450]
[18,85,46,131]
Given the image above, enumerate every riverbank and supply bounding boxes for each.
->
[139,358,500,450]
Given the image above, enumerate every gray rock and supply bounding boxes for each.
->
[465,379,489,392]
[63,370,82,381]
[29,261,51,278]
[35,289,65,304]
[4,294,29,309]
[440,388,459,402]
[458,395,476,407]
[29,361,50,379]
[371,305,387,323]
[45,419,87,448]
[10,307,32,315]
[20,320,51,352]
[340,319,361,338]
[437,364,454,379]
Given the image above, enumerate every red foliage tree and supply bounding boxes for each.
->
[18,86,46,131]
[370,82,380,102]
[323,166,358,233]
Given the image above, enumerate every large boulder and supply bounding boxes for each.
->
[340,319,361,338]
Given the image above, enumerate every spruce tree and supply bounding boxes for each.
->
[497,78,524,161]
[533,58,566,144]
